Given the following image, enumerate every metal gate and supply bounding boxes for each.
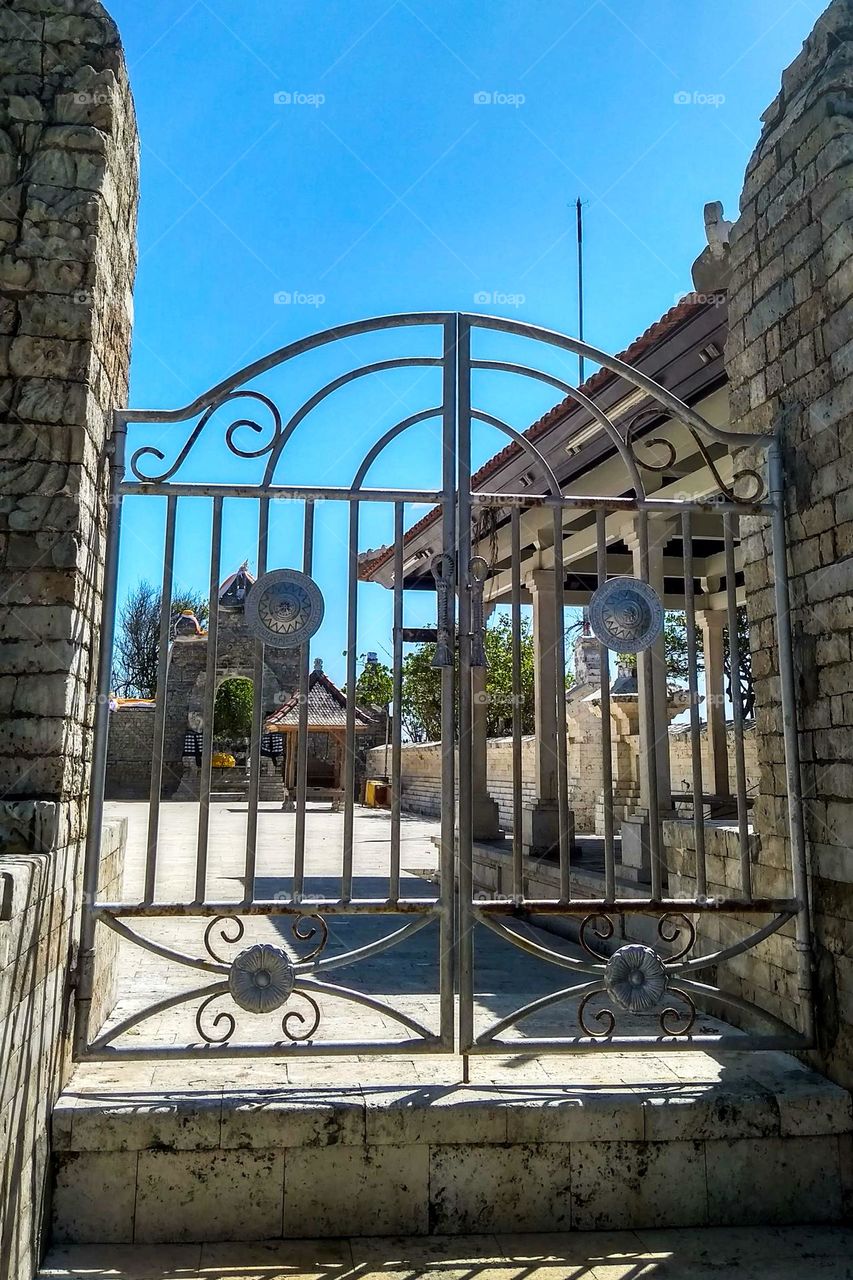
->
[75,312,813,1061]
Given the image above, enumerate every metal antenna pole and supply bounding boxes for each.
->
[576,197,585,385]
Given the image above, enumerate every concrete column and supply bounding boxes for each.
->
[521,568,562,856]
[699,610,729,798]
[620,516,672,882]
[471,663,500,840]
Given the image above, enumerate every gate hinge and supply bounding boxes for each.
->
[68,944,93,993]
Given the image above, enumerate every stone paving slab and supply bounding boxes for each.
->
[39,1227,853,1279]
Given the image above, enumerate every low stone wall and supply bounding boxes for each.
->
[664,818,800,1035]
[0,815,125,1280]
[105,706,156,800]
[368,726,758,834]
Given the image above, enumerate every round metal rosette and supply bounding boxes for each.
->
[589,577,664,653]
[228,943,296,1015]
[604,944,667,1013]
[245,568,325,649]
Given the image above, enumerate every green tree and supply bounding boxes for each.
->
[355,655,393,709]
[400,613,573,743]
[113,579,210,697]
[619,608,754,718]
[213,677,254,741]
[400,645,442,743]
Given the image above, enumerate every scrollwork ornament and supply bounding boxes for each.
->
[659,986,697,1036]
[688,430,766,504]
[578,989,616,1039]
[658,912,697,963]
[195,990,235,1045]
[228,943,296,1014]
[281,992,321,1042]
[579,913,614,962]
[626,418,678,474]
[604,944,668,1014]
[204,915,245,964]
[291,914,329,964]
[130,390,284,484]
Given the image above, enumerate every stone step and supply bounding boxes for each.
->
[36,1226,853,1280]
[50,1051,851,1243]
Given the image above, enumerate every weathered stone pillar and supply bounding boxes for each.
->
[725,0,853,1075]
[522,567,562,856]
[698,609,729,797]
[0,4,138,1276]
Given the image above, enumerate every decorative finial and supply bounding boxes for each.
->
[313,657,323,673]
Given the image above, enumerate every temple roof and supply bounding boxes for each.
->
[219,560,255,607]
[265,659,377,732]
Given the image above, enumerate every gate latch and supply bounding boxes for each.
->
[470,556,489,668]
[431,553,455,668]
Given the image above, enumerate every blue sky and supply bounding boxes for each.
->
[108,0,824,685]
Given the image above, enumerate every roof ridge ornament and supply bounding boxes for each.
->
[691,199,733,294]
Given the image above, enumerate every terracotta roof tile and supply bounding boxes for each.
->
[359,294,717,579]
[266,668,376,730]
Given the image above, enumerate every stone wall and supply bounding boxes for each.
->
[0,819,125,1280]
[367,726,758,835]
[0,3,138,1276]
[723,0,853,1083]
[104,705,153,799]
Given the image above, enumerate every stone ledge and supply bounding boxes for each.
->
[52,1062,852,1156]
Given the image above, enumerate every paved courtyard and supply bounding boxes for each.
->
[40,1227,853,1279]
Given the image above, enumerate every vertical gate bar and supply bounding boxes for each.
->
[195,496,223,903]
[638,509,663,901]
[389,501,404,902]
[553,503,570,901]
[769,438,815,1045]
[682,509,707,899]
[596,508,616,902]
[511,508,523,899]
[724,510,752,899]
[144,494,177,905]
[75,420,126,1058]
[243,497,269,905]
[293,501,315,900]
[342,500,359,902]
[439,315,457,1052]
[457,316,474,1054]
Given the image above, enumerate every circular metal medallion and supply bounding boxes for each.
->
[245,568,324,649]
[604,943,667,1013]
[228,943,295,1015]
[589,577,664,653]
